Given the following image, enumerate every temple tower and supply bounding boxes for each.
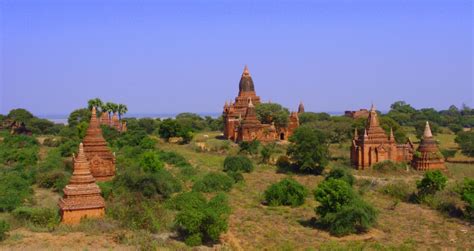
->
[298,102,305,114]
[58,143,105,224]
[412,122,445,170]
[82,107,116,181]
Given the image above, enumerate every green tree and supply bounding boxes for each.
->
[287,126,329,174]
[325,166,355,186]
[87,98,103,111]
[7,109,34,123]
[117,104,128,120]
[223,155,254,173]
[158,119,181,139]
[416,170,447,198]
[264,178,308,207]
[298,112,331,125]
[455,131,474,157]
[260,143,277,163]
[67,108,91,128]
[255,103,290,127]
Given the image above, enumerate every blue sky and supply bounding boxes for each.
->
[0,0,472,115]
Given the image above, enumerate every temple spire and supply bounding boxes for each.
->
[389,127,394,141]
[243,65,250,76]
[353,128,359,140]
[364,129,368,138]
[423,121,433,138]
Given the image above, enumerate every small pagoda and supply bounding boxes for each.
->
[412,121,446,170]
[58,143,105,224]
[82,107,116,181]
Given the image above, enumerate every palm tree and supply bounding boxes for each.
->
[104,102,115,119]
[109,103,119,115]
[117,104,128,120]
[87,98,103,112]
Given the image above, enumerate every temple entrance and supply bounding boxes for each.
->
[280,133,285,140]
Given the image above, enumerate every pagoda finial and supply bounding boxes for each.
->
[354,128,358,139]
[370,103,376,112]
[92,106,97,116]
[364,129,368,138]
[423,121,433,138]
[389,127,394,141]
[243,65,250,76]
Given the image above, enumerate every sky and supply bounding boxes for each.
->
[0,0,472,116]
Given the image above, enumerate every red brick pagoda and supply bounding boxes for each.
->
[351,104,414,169]
[58,143,105,224]
[223,66,299,142]
[82,107,116,181]
[412,121,446,170]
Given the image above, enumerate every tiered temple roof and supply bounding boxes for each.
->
[412,122,445,170]
[58,143,105,224]
[298,102,305,114]
[82,107,115,181]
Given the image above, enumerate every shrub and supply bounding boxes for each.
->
[0,172,32,211]
[416,170,447,198]
[314,179,377,236]
[264,178,308,207]
[192,172,234,193]
[158,151,191,168]
[238,140,260,155]
[97,181,113,200]
[174,193,230,246]
[326,166,355,186]
[372,160,405,172]
[58,139,79,157]
[226,171,244,183]
[12,207,60,229]
[139,151,164,173]
[114,168,182,199]
[36,170,70,192]
[319,198,377,236]
[0,220,9,241]
[455,131,474,157]
[167,192,207,211]
[260,143,277,163]
[458,178,474,219]
[223,155,254,173]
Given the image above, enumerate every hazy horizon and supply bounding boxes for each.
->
[1,0,472,115]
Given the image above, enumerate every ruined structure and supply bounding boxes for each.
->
[351,105,413,169]
[82,107,116,181]
[58,143,105,224]
[345,109,370,119]
[223,66,299,142]
[10,121,32,135]
[412,122,445,170]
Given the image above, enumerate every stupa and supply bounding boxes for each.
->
[298,102,305,114]
[58,143,105,224]
[82,107,116,181]
[412,121,445,170]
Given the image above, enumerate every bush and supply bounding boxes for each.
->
[455,131,474,157]
[36,170,69,192]
[372,160,405,173]
[174,193,230,246]
[192,172,234,193]
[260,143,277,163]
[264,178,308,207]
[167,192,207,211]
[114,168,182,199]
[139,151,164,173]
[239,140,260,155]
[314,179,377,236]
[0,172,32,211]
[12,207,60,229]
[158,151,191,168]
[226,171,244,183]
[223,155,254,173]
[326,166,355,186]
[319,198,377,236]
[0,220,9,241]
[97,181,113,200]
[416,170,447,198]
[458,178,474,219]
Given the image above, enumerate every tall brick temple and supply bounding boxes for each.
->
[350,104,414,169]
[223,66,299,142]
[411,121,445,170]
[82,107,116,181]
[58,143,105,224]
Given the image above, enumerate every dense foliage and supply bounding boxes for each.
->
[325,166,355,186]
[287,126,329,174]
[416,170,448,199]
[255,103,290,128]
[192,172,235,193]
[314,179,377,236]
[174,193,231,246]
[455,131,474,157]
[264,178,308,207]
[223,155,254,173]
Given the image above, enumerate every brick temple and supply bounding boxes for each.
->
[223,66,299,142]
[83,107,116,181]
[412,121,446,170]
[350,104,414,169]
[58,143,105,224]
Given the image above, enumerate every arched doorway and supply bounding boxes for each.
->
[280,133,285,140]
